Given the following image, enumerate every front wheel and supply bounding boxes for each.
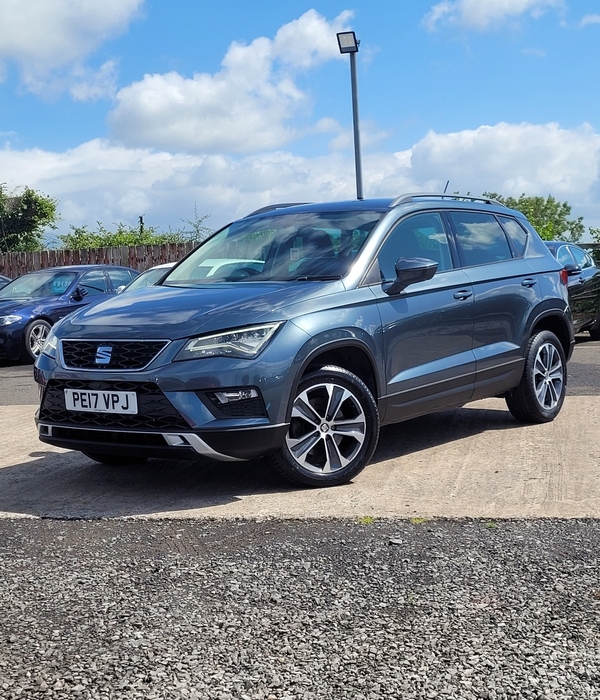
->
[268,366,379,487]
[505,330,567,423]
[24,319,51,362]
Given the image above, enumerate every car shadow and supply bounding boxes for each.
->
[0,401,523,520]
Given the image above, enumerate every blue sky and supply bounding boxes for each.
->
[1,0,600,241]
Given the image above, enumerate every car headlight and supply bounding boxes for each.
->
[175,322,283,361]
[0,315,22,326]
[41,328,59,359]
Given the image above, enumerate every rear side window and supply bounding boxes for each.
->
[498,216,528,257]
[448,211,513,266]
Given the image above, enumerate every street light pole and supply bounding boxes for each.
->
[337,31,364,200]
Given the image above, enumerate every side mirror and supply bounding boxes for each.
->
[115,285,126,294]
[563,263,582,276]
[71,286,88,302]
[384,257,438,296]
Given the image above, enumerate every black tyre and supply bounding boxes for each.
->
[24,319,51,362]
[82,451,147,467]
[268,366,379,487]
[505,330,567,423]
[589,326,600,341]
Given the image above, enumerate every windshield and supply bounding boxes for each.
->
[124,266,172,292]
[0,270,78,299]
[164,210,384,286]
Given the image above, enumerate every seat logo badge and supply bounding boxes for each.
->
[95,346,113,365]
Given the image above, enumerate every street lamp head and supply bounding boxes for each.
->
[337,31,359,54]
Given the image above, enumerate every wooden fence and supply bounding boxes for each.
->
[0,242,198,279]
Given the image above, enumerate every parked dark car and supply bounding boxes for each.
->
[544,241,600,339]
[0,265,139,362]
[35,194,574,487]
[0,274,11,290]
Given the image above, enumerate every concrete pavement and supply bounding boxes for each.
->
[1,395,599,519]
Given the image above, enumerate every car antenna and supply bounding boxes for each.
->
[443,180,449,193]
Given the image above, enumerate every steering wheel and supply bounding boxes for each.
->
[227,267,261,281]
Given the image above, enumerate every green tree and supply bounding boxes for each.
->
[0,184,58,252]
[57,210,212,249]
[483,192,584,242]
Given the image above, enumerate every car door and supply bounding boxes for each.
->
[371,211,476,424]
[560,244,600,332]
[53,269,112,322]
[446,210,544,399]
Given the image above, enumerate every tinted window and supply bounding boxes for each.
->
[79,270,109,295]
[555,246,574,267]
[378,212,452,281]
[449,211,512,266]
[569,245,594,270]
[498,216,528,257]
[106,268,135,288]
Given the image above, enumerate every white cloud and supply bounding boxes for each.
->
[581,15,600,27]
[108,10,353,154]
[423,0,563,31]
[0,0,143,96]
[3,121,600,241]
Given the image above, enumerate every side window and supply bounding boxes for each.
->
[448,211,513,266]
[78,270,109,296]
[569,246,593,270]
[106,268,136,289]
[556,246,575,267]
[498,216,528,257]
[378,212,452,282]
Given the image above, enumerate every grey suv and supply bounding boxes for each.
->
[35,194,574,487]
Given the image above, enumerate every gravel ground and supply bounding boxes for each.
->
[1,518,599,700]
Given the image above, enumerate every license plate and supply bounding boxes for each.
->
[64,389,138,414]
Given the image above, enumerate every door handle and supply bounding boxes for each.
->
[453,289,472,300]
[521,278,537,287]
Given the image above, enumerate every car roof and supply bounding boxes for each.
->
[243,193,516,220]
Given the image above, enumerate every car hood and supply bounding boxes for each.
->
[0,297,50,316]
[56,282,345,340]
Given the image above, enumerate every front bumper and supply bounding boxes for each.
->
[36,419,289,461]
[34,351,295,461]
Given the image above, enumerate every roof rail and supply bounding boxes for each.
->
[245,202,309,217]
[390,193,504,208]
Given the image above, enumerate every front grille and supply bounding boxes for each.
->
[39,379,190,431]
[61,340,169,370]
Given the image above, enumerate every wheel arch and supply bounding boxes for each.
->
[528,311,574,361]
[287,338,381,422]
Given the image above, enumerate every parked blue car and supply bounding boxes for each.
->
[0,265,138,362]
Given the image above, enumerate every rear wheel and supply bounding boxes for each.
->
[24,319,51,362]
[505,330,567,423]
[268,366,379,487]
[82,451,148,467]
